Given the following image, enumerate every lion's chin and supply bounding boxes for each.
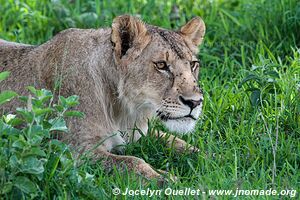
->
[163,118,196,134]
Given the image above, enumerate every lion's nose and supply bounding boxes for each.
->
[179,96,202,110]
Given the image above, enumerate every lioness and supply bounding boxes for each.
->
[0,15,205,181]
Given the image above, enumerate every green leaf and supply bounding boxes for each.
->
[66,95,80,107]
[50,139,68,151]
[7,118,23,126]
[0,121,22,136]
[9,155,20,169]
[47,154,60,180]
[18,95,28,103]
[3,114,23,126]
[1,182,13,194]
[265,70,280,78]
[37,89,53,103]
[16,108,34,123]
[27,86,37,96]
[0,71,10,82]
[27,125,48,145]
[54,104,64,112]
[20,156,44,175]
[3,114,16,123]
[250,89,261,106]
[0,90,18,105]
[64,111,85,118]
[25,147,46,157]
[49,117,68,132]
[59,96,67,108]
[28,87,53,104]
[238,74,261,88]
[12,137,28,149]
[14,176,37,194]
[33,107,53,116]
[59,95,80,108]
[28,133,44,145]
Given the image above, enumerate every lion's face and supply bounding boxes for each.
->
[112,15,205,134]
[141,33,204,133]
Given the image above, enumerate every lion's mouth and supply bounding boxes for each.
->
[157,112,197,121]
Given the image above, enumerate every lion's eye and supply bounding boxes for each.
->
[153,61,170,71]
[190,61,200,72]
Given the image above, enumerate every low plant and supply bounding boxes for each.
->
[0,71,102,199]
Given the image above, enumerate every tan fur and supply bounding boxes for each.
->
[0,15,205,182]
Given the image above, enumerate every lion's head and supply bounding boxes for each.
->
[111,15,205,134]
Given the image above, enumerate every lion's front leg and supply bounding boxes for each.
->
[92,148,176,185]
[69,118,177,184]
[155,132,199,154]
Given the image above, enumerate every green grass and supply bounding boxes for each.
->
[0,0,299,199]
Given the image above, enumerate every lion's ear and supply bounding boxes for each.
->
[111,15,150,65]
[180,17,205,47]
